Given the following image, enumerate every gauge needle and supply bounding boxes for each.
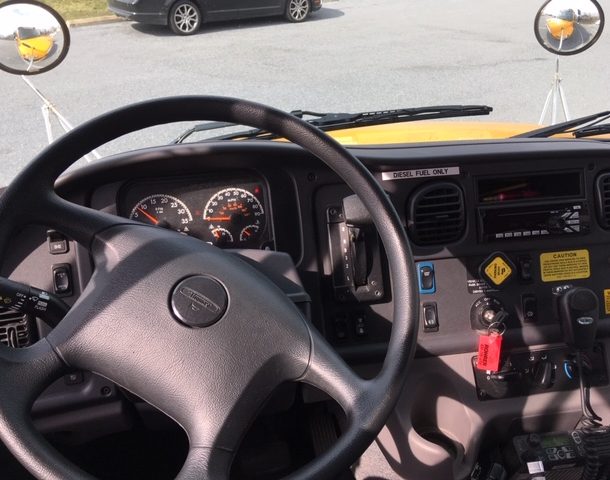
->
[137,207,159,225]
[206,216,231,221]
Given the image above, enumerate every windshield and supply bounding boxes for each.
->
[1,0,609,185]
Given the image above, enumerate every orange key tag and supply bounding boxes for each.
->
[476,332,503,372]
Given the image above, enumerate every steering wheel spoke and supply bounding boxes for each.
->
[40,193,132,248]
[177,447,233,480]
[300,328,369,420]
[0,339,65,411]
[0,340,94,479]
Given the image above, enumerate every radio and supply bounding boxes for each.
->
[478,202,590,242]
[476,170,589,243]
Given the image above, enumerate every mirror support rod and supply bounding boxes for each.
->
[539,35,570,125]
[20,76,101,162]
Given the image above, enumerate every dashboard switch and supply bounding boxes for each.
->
[334,316,348,340]
[47,230,69,255]
[417,262,436,294]
[522,294,538,323]
[423,302,439,332]
[517,255,533,282]
[354,314,367,337]
[52,264,72,296]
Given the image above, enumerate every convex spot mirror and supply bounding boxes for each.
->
[535,0,604,55]
[0,0,70,75]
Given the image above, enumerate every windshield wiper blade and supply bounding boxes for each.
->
[573,123,610,138]
[292,104,493,128]
[210,105,492,141]
[511,111,610,139]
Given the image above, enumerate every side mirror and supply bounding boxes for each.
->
[0,0,70,75]
[535,0,604,55]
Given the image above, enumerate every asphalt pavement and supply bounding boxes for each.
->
[1,0,610,185]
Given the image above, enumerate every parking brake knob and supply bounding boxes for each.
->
[559,287,599,351]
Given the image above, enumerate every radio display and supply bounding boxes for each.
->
[477,171,583,204]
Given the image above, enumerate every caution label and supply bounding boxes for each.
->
[604,290,610,315]
[484,256,513,286]
[540,249,590,282]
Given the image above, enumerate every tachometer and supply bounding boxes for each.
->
[203,188,265,245]
[129,194,193,233]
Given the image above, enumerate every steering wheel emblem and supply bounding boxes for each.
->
[170,275,228,327]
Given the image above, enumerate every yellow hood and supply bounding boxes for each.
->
[324,121,545,145]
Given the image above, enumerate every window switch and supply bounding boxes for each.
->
[417,262,436,294]
[423,302,439,332]
[53,264,72,296]
[47,230,69,255]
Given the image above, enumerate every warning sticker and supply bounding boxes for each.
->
[540,249,590,282]
[604,290,610,315]
[484,256,513,286]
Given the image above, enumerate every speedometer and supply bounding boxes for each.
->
[203,188,265,246]
[129,194,193,233]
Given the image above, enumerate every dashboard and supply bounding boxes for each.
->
[6,137,610,479]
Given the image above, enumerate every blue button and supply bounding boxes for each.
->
[417,262,436,294]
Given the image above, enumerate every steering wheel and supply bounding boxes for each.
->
[0,97,418,479]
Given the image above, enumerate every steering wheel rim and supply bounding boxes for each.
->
[0,96,418,479]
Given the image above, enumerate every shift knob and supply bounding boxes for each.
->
[559,287,599,351]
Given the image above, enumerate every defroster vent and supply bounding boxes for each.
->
[407,182,465,246]
[596,172,610,230]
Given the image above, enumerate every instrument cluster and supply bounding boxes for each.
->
[118,174,272,249]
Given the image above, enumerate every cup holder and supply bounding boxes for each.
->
[417,427,463,460]
[410,373,469,461]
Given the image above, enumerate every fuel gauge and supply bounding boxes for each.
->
[240,225,259,242]
[210,227,234,246]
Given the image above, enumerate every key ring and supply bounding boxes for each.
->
[487,321,506,336]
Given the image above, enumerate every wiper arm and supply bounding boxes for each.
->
[512,111,610,139]
[172,105,493,143]
[207,105,493,141]
[171,121,240,144]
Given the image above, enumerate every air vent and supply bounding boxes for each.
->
[407,182,465,246]
[595,172,610,229]
[0,309,31,348]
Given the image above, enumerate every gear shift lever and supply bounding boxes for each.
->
[559,287,602,428]
[559,287,599,351]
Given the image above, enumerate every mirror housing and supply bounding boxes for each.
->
[0,0,70,75]
[534,0,604,55]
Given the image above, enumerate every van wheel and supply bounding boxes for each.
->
[169,1,201,35]
[285,0,310,22]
